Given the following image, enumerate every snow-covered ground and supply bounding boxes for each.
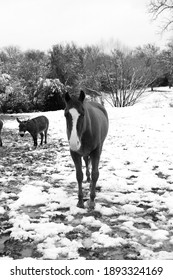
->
[0,87,173,260]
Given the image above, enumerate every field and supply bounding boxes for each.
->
[0,87,173,260]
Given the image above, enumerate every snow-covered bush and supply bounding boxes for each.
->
[34,78,66,111]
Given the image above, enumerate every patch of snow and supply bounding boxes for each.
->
[81,216,103,228]
[140,249,173,260]
[121,204,144,214]
[99,224,112,234]
[10,184,48,209]
[92,232,126,248]
[151,230,169,241]
[95,204,117,216]
[0,206,5,214]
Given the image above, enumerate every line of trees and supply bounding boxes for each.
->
[0,41,173,113]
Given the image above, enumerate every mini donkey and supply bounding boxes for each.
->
[0,119,3,146]
[17,116,49,147]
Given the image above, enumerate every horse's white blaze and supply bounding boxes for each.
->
[69,108,81,151]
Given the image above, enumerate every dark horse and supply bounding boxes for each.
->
[64,90,109,209]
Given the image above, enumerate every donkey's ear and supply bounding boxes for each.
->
[79,90,85,103]
[64,92,71,103]
[16,117,21,123]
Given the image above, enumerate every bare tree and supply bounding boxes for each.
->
[99,49,155,107]
[148,0,173,31]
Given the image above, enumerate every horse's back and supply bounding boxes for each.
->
[88,101,108,120]
[85,101,108,144]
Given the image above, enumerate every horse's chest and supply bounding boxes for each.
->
[78,130,96,154]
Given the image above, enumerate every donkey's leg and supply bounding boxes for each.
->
[70,151,84,208]
[89,146,102,209]
[32,134,38,146]
[44,129,48,144]
[83,156,90,182]
[40,132,44,145]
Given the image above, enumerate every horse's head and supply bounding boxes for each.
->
[64,90,85,152]
[17,118,29,137]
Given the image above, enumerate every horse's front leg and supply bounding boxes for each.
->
[83,156,91,182]
[89,146,101,209]
[70,151,84,208]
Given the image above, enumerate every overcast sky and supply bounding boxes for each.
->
[0,0,171,52]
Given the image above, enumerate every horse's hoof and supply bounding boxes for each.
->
[77,202,84,208]
[86,200,95,210]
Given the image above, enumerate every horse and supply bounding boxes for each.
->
[64,90,109,209]
[17,116,49,147]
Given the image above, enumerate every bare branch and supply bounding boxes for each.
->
[148,0,173,31]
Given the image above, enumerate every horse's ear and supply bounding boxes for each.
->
[16,117,21,123]
[65,92,71,103]
[79,90,85,103]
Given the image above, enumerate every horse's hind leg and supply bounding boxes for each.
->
[70,151,84,208]
[83,156,90,182]
[89,146,102,209]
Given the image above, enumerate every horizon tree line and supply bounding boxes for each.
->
[0,40,172,113]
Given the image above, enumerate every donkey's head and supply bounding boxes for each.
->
[17,118,29,137]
